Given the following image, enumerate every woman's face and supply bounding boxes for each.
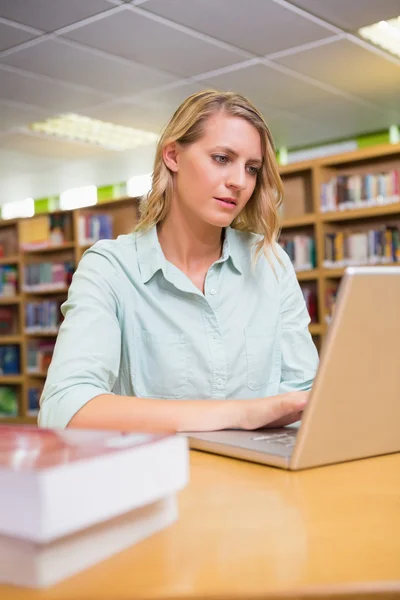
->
[164,112,263,228]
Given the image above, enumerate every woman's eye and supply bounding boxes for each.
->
[213,154,229,164]
[247,165,259,176]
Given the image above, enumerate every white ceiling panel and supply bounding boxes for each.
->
[294,97,395,138]
[0,39,176,95]
[141,0,335,56]
[0,132,111,160]
[202,63,335,112]
[0,0,113,32]
[0,100,48,132]
[62,9,247,77]
[275,39,400,113]
[267,114,326,148]
[0,66,110,112]
[287,0,400,31]
[87,83,206,133]
[0,21,37,52]
[132,82,206,113]
[84,100,170,133]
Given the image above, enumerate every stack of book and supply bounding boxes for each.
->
[0,425,189,588]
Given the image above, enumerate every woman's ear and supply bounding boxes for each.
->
[163,141,179,173]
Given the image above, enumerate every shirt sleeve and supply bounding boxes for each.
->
[277,248,319,394]
[38,246,122,429]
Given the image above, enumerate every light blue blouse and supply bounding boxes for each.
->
[39,225,319,428]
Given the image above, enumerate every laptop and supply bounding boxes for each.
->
[188,266,400,470]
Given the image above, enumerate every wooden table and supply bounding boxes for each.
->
[2,451,400,600]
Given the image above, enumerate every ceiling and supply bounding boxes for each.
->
[0,0,400,203]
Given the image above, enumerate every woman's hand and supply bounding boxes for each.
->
[238,391,309,430]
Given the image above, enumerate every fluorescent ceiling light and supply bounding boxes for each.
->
[2,198,34,220]
[29,113,158,151]
[127,173,152,197]
[60,185,97,210]
[359,16,400,58]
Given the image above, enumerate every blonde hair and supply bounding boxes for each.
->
[135,89,283,263]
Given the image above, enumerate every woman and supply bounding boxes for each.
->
[39,89,319,432]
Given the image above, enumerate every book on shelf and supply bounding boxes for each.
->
[25,300,62,333]
[325,282,340,324]
[0,265,18,297]
[0,425,189,588]
[23,261,74,292]
[27,386,42,416]
[0,307,14,335]
[27,340,55,373]
[78,213,113,245]
[0,345,20,375]
[301,285,318,324]
[0,386,18,417]
[279,234,316,271]
[19,214,73,250]
[324,225,400,268]
[320,169,400,213]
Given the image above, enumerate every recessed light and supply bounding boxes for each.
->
[29,113,158,151]
[359,16,400,58]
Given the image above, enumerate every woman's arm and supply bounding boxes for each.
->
[68,391,308,432]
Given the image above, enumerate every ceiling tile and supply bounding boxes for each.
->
[0,0,113,32]
[202,62,335,111]
[62,8,248,77]
[0,21,37,52]
[0,131,110,160]
[0,100,48,132]
[141,0,334,55]
[288,0,400,31]
[295,97,394,137]
[84,101,169,133]
[1,39,176,95]
[275,39,400,113]
[0,66,110,112]
[86,83,206,133]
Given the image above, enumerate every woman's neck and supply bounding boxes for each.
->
[157,208,223,274]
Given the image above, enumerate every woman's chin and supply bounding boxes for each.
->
[203,210,237,228]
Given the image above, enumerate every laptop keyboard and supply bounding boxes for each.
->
[251,429,298,449]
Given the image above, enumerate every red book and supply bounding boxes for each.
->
[0,425,189,543]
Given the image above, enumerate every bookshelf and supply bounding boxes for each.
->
[0,197,139,423]
[0,143,399,422]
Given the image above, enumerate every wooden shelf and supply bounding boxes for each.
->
[296,269,319,281]
[321,202,400,222]
[309,324,322,336]
[21,242,75,254]
[0,335,23,344]
[319,142,400,166]
[23,286,69,295]
[0,295,21,304]
[27,371,48,378]
[0,375,23,384]
[281,214,316,228]
[25,331,59,337]
[78,243,93,252]
[0,255,20,265]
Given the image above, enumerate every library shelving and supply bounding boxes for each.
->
[0,197,139,423]
[0,142,399,423]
